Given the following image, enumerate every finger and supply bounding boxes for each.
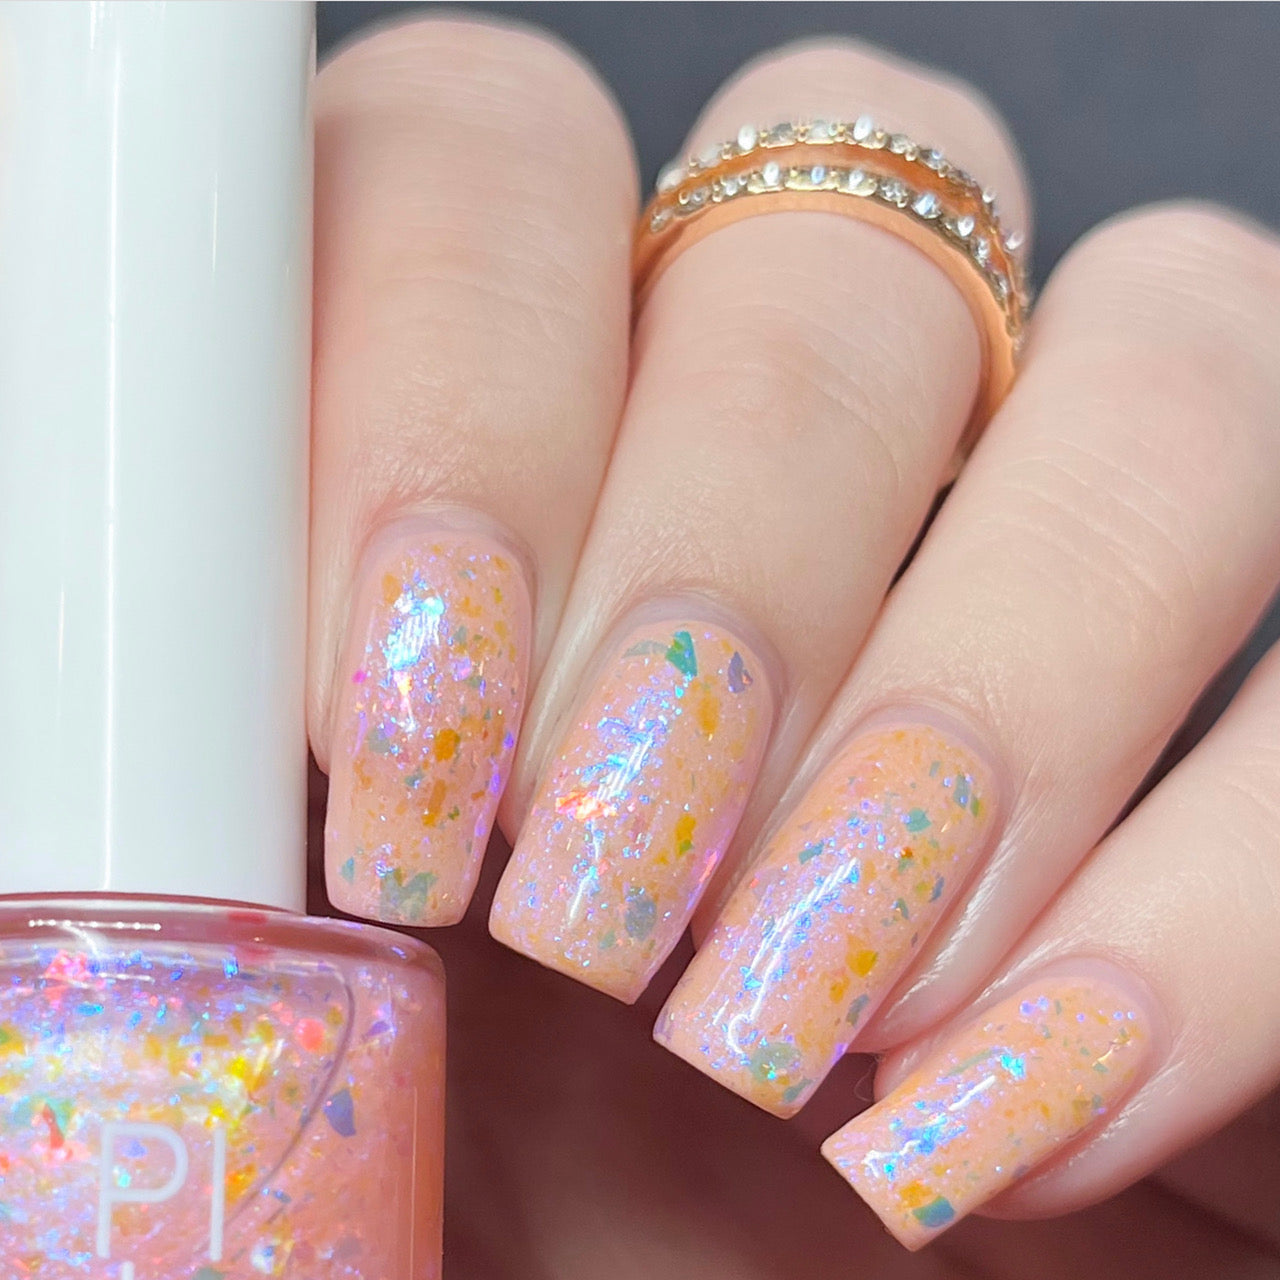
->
[659,202,1280,1113]
[487,40,1031,1002]
[822,636,1280,1249]
[310,19,634,925]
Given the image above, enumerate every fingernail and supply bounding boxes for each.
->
[325,525,530,926]
[489,618,773,1002]
[655,718,999,1115]
[821,969,1155,1249]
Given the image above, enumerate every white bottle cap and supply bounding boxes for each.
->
[0,3,314,910]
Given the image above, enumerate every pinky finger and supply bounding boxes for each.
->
[821,637,1280,1249]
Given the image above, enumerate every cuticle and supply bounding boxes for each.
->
[757,696,1011,873]
[977,951,1175,1073]
[878,953,1171,1134]
[597,589,789,713]
[849,696,1011,820]
[356,502,540,604]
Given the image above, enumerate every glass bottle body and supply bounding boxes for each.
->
[0,896,445,1280]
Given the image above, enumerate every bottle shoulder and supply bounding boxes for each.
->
[0,893,445,982]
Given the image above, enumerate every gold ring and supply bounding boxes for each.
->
[633,119,1030,466]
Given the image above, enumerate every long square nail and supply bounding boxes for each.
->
[655,720,998,1114]
[821,972,1154,1249]
[490,619,773,1002]
[325,528,530,925]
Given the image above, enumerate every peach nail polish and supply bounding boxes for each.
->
[821,973,1154,1249]
[326,530,530,926]
[656,721,997,1115]
[491,620,773,1002]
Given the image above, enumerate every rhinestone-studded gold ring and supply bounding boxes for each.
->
[633,119,1030,465]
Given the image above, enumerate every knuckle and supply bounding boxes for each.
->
[987,208,1280,687]
[1042,201,1280,453]
[314,13,633,336]
[320,15,630,158]
[995,444,1200,666]
[1056,201,1280,350]
[1112,199,1280,265]
[638,262,934,509]
[312,18,632,521]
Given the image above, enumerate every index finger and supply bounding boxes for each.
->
[310,17,636,924]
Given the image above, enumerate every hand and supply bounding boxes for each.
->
[306,19,1280,1276]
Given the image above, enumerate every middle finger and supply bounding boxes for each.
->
[489,41,1030,1003]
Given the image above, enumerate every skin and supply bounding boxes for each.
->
[307,18,1280,1276]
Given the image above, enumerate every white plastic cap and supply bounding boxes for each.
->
[0,3,314,909]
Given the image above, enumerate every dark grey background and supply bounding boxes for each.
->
[314,1,1280,756]
[318,2,1280,284]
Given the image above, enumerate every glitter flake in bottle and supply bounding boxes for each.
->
[0,899,445,1279]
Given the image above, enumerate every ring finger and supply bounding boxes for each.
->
[488,41,1031,1003]
[658,198,1280,1116]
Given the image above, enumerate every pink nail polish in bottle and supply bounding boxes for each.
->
[0,5,444,1277]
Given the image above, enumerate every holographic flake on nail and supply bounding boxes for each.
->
[327,535,530,926]
[491,621,772,1002]
[656,723,996,1115]
[0,910,445,1278]
[822,976,1152,1249]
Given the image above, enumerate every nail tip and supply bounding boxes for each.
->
[820,1142,934,1251]
[490,916,648,1003]
[327,874,470,929]
[652,1018,801,1118]
[417,903,470,929]
[586,973,646,1004]
[323,877,369,922]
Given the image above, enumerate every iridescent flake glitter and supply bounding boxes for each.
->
[822,975,1152,1249]
[0,923,444,1278]
[491,621,772,1002]
[656,723,996,1114]
[326,533,530,925]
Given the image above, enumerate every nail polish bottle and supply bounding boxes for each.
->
[0,5,444,1278]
